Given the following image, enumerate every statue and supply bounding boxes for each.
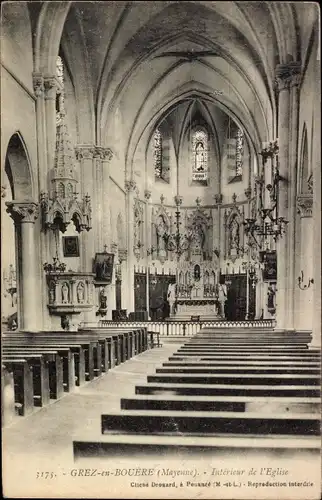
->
[167,282,176,316]
[77,282,85,303]
[99,288,107,310]
[61,282,69,304]
[216,280,228,318]
[156,215,167,253]
[230,216,240,250]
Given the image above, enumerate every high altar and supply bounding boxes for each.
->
[172,262,220,320]
[165,204,221,320]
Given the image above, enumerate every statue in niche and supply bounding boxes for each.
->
[77,282,85,303]
[99,288,107,310]
[194,264,201,281]
[61,282,69,304]
[156,215,168,256]
[49,281,56,303]
[229,215,240,252]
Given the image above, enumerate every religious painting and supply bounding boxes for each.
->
[262,250,277,281]
[62,236,79,257]
[93,252,114,283]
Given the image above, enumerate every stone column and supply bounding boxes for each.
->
[296,195,313,330]
[213,194,222,282]
[98,147,113,246]
[44,76,58,171]
[144,190,152,316]
[6,202,39,331]
[33,74,49,329]
[125,180,136,314]
[275,64,291,330]
[75,145,96,272]
[286,64,301,329]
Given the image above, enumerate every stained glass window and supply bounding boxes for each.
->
[192,130,208,181]
[153,129,163,179]
[235,128,244,176]
[56,56,64,125]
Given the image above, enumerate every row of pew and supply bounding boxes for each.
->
[73,327,321,458]
[2,327,157,426]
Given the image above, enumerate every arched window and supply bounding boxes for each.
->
[153,129,163,179]
[226,119,244,181]
[55,55,65,125]
[192,130,208,181]
[235,128,244,176]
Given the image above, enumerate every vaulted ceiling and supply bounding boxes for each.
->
[30,1,318,170]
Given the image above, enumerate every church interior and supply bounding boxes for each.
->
[1,2,321,498]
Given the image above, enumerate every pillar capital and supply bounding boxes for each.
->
[32,73,45,98]
[297,194,313,218]
[44,76,59,100]
[125,179,137,192]
[275,61,301,91]
[95,146,113,161]
[144,189,152,201]
[75,144,96,160]
[75,145,113,161]
[6,201,39,224]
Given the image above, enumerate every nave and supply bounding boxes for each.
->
[2,325,321,498]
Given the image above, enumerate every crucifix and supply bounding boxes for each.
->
[103,244,108,253]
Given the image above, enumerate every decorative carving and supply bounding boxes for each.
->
[44,76,58,100]
[45,271,95,318]
[174,195,183,206]
[213,193,223,205]
[224,205,244,262]
[133,198,144,260]
[76,281,85,303]
[75,145,96,161]
[2,185,7,198]
[95,147,113,161]
[61,282,70,304]
[307,174,313,194]
[160,194,165,205]
[40,114,92,232]
[186,207,213,261]
[33,73,44,98]
[244,187,252,200]
[232,193,237,204]
[118,249,128,262]
[6,201,39,224]
[275,61,301,92]
[196,197,201,207]
[144,189,151,200]
[297,194,313,218]
[125,179,137,192]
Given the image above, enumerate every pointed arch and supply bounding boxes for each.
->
[298,124,309,195]
[4,132,34,200]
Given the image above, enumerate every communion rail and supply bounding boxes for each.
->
[96,319,275,336]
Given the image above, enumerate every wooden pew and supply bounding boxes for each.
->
[2,351,63,403]
[2,364,16,426]
[3,344,75,393]
[2,359,34,416]
[4,335,98,383]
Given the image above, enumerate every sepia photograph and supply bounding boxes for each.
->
[1,1,321,498]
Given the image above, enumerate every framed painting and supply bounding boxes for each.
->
[93,252,114,283]
[62,236,79,257]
